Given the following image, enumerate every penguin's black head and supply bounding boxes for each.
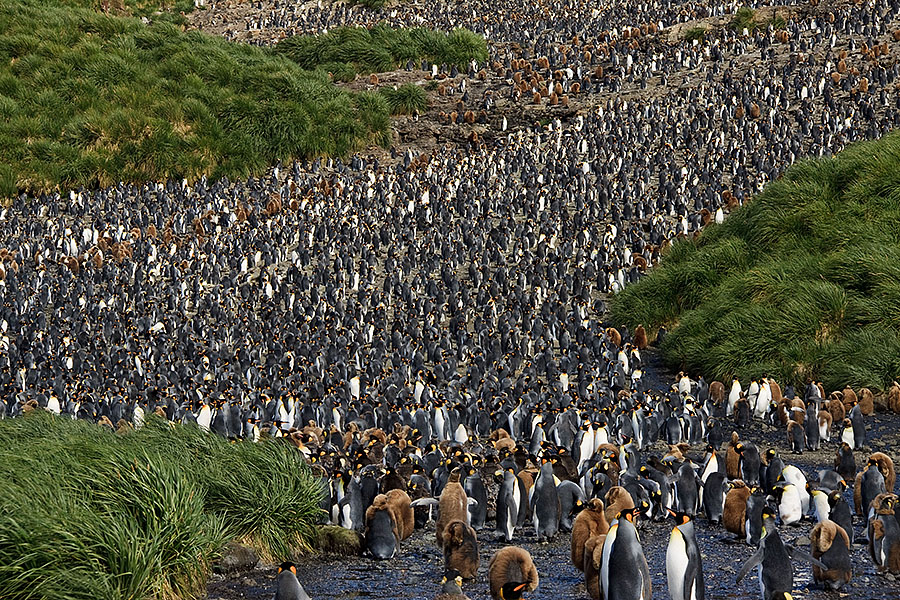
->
[499,582,528,600]
[277,561,297,575]
[617,507,637,522]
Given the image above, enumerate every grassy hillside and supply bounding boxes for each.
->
[610,132,900,391]
[0,413,324,600]
[0,1,488,197]
[274,24,489,82]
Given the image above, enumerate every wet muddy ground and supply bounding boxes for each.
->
[207,351,900,600]
[208,499,898,600]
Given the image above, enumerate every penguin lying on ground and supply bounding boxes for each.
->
[488,546,538,600]
[434,571,469,600]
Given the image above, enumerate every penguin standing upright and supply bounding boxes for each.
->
[601,508,652,600]
[464,464,487,530]
[275,562,311,600]
[495,468,526,542]
[702,471,728,524]
[531,459,561,542]
[737,507,825,600]
[868,493,900,574]
[666,511,704,600]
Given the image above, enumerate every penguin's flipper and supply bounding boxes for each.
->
[411,498,439,507]
[787,545,828,570]
[735,548,764,583]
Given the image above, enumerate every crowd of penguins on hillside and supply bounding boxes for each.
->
[198,0,900,187]
[1,0,900,599]
[262,370,900,600]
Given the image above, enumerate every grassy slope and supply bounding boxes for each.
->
[274,24,489,82]
[0,1,487,196]
[610,132,900,391]
[0,414,324,600]
[0,0,392,194]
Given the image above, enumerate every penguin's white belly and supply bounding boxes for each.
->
[666,532,689,600]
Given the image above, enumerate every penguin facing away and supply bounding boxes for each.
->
[737,507,826,600]
[275,562,311,600]
[809,519,852,590]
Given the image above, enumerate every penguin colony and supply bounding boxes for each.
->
[257,368,900,600]
[1,0,900,598]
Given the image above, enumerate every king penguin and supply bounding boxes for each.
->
[531,459,561,542]
[666,511,704,600]
[601,507,652,600]
[737,507,825,600]
[275,562,312,600]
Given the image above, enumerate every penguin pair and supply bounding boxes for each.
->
[495,467,528,542]
[868,493,900,574]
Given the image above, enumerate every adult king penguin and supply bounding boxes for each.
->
[601,507,652,600]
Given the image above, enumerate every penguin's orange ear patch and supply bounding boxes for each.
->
[290,565,297,575]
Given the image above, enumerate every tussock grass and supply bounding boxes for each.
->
[275,24,489,82]
[0,413,324,600]
[380,83,428,114]
[729,6,786,32]
[682,27,707,42]
[0,0,392,195]
[610,132,900,391]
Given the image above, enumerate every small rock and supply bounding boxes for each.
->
[796,536,811,546]
[886,572,896,582]
[241,577,257,586]
[214,542,259,574]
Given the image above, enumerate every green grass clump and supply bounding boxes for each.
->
[729,6,786,32]
[348,0,390,9]
[0,413,324,600]
[380,83,428,114]
[730,6,758,31]
[0,0,392,196]
[275,24,489,82]
[610,132,900,391]
[682,27,707,42]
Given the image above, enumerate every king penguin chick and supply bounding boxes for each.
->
[488,546,539,600]
[275,562,311,600]
[809,519,852,590]
[666,511,704,600]
[571,498,610,572]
